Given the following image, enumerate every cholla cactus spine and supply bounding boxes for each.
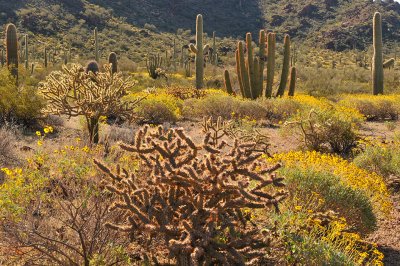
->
[372,12,384,95]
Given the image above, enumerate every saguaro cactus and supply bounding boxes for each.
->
[265,32,276,98]
[276,34,291,97]
[24,34,29,70]
[288,67,297,97]
[212,31,217,65]
[108,52,118,74]
[189,14,209,89]
[224,69,233,95]
[94,27,99,62]
[372,12,384,95]
[44,47,48,68]
[6,23,18,79]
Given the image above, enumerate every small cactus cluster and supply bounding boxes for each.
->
[372,12,384,95]
[224,31,294,99]
[94,125,287,264]
[189,14,209,89]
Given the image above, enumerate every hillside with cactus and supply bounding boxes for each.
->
[0,0,400,266]
[2,0,400,56]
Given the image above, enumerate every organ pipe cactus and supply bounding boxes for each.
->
[288,66,297,97]
[236,30,266,99]
[372,12,384,95]
[276,34,291,97]
[146,54,163,79]
[189,14,209,89]
[265,32,276,98]
[5,23,18,79]
[223,69,233,95]
[108,52,118,74]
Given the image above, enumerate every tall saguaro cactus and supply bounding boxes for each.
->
[288,67,297,97]
[276,34,291,97]
[5,23,19,79]
[44,47,48,68]
[372,12,384,95]
[24,34,29,70]
[189,14,209,89]
[265,33,276,98]
[94,27,99,62]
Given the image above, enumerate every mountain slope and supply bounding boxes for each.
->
[0,0,399,63]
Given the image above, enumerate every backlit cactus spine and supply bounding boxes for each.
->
[189,14,209,89]
[5,23,18,79]
[108,52,118,74]
[265,32,276,98]
[276,34,291,97]
[94,27,99,62]
[372,12,384,95]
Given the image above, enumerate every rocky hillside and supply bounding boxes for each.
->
[0,0,399,59]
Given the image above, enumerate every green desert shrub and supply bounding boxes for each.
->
[182,93,267,120]
[280,168,376,233]
[339,94,400,121]
[0,68,44,124]
[284,103,364,154]
[134,92,183,124]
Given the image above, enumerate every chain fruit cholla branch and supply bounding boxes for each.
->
[94,125,287,265]
[39,64,142,143]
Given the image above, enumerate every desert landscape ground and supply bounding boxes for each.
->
[0,0,400,265]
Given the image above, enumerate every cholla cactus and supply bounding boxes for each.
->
[94,125,287,265]
[39,64,141,143]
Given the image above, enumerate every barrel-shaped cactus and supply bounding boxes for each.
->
[5,23,19,78]
[189,14,209,89]
[108,52,118,74]
[372,12,384,95]
[85,60,100,74]
[276,34,291,97]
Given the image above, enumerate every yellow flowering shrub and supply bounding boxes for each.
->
[269,151,392,217]
[132,91,183,124]
[339,94,400,121]
[274,201,384,265]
